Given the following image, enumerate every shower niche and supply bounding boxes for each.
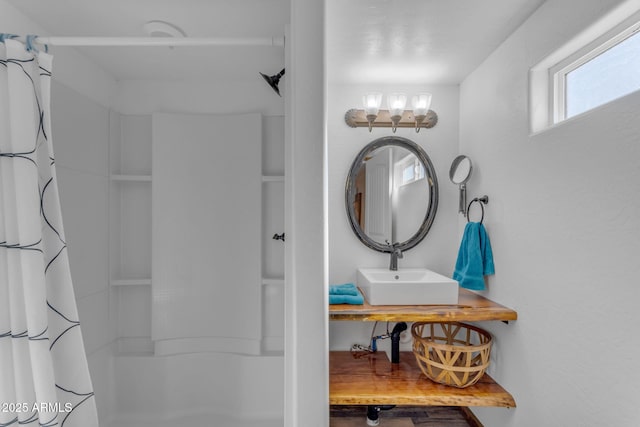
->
[109,112,285,356]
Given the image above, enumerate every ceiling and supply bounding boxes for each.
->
[8,0,545,84]
[327,0,546,84]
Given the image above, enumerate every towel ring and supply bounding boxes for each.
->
[467,195,489,224]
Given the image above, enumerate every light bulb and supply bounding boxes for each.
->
[362,92,382,132]
[412,92,432,132]
[412,93,432,116]
[387,93,407,116]
[362,92,382,115]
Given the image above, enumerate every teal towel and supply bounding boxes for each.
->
[329,293,364,305]
[453,222,495,291]
[329,284,364,305]
[329,283,359,296]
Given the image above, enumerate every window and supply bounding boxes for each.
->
[553,19,640,122]
[397,154,425,186]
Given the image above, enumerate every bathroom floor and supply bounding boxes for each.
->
[330,405,482,427]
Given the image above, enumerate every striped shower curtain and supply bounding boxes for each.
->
[0,38,98,426]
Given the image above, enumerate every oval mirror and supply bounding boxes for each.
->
[345,136,438,253]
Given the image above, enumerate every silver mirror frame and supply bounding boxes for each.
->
[345,136,439,254]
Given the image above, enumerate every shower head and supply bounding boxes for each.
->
[260,68,285,97]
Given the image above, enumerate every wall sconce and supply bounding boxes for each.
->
[345,92,438,132]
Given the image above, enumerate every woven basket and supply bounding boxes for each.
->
[411,322,492,388]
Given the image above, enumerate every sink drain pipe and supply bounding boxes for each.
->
[366,322,407,426]
[390,322,407,363]
[366,405,396,426]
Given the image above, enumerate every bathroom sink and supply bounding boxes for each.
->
[356,268,459,306]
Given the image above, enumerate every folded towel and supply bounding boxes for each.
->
[329,292,364,305]
[329,284,364,305]
[453,222,495,291]
[329,283,359,296]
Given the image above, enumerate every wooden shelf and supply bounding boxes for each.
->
[329,288,517,323]
[330,290,517,409]
[330,351,515,408]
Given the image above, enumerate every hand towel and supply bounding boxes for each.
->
[329,284,364,305]
[329,293,364,305]
[453,222,495,290]
[329,283,359,296]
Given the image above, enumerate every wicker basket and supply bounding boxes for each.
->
[411,322,492,388]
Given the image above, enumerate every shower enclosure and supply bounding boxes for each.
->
[0,0,333,423]
[41,35,285,426]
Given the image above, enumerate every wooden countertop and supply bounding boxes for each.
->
[330,351,516,407]
[329,288,517,323]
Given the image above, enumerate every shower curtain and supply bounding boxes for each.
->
[0,38,98,426]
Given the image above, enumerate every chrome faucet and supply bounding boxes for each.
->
[386,241,403,271]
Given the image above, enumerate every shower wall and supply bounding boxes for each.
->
[54,84,285,425]
[152,112,263,356]
[110,82,286,357]
[51,82,116,423]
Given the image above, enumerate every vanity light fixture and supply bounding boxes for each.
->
[345,92,438,132]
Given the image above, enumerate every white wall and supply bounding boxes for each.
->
[327,83,461,352]
[0,0,117,107]
[114,79,285,117]
[52,81,115,425]
[284,0,327,424]
[459,0,640,425]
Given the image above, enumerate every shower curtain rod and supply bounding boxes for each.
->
[33,36,285,48]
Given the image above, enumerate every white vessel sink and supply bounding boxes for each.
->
[356,268,459,306]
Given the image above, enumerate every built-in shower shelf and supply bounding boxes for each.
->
[111,278,152,286]
[111,174,152,182]
[262,175,284,182]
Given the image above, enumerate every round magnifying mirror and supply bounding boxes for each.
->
[449,155,472,216]
[449,155,472,184]
[345,136,438,253]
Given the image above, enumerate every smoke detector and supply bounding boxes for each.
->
[144,20,187,38]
